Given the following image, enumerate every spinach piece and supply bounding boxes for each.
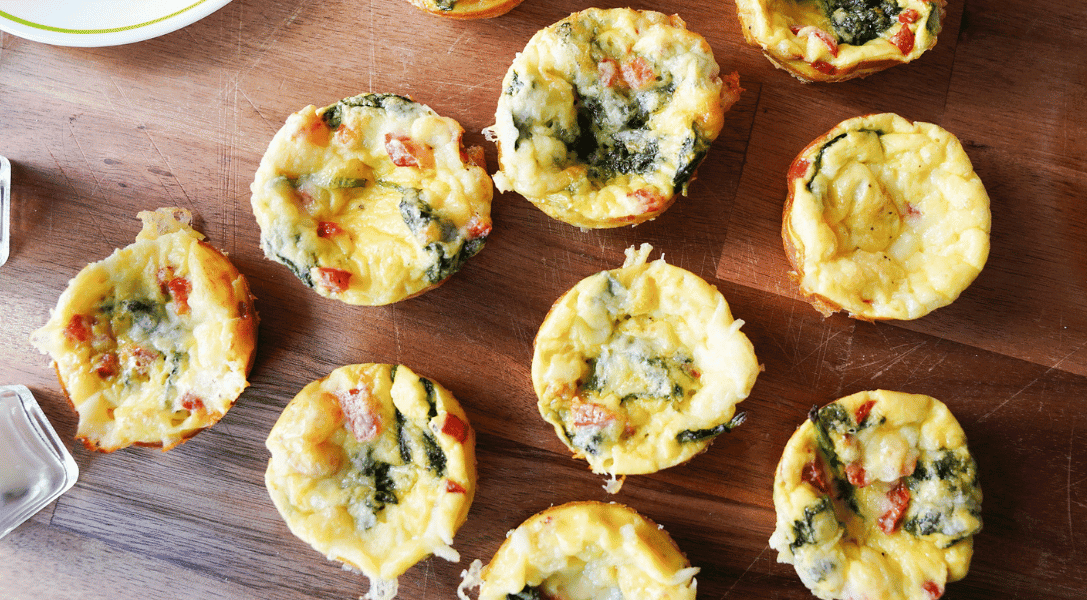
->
[420,377,438,418]
[433,0,455,11]
[422,240,484,285]
[823,0,902,45]
[398,188,484,284]
[925,1,942,34]
[274,253,314,288]
[673,130,711,194]
[676,412,747,443]
[354,449,398,510]
[789,496,834,551]
[505,71,524,96]
[421,429,446,476]
[395,409,412,464]
[507,585,546,600]
[809,404,861,513]
[321,94,415,128]
[567,87,661,185]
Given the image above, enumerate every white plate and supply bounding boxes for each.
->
[0,0,232,47]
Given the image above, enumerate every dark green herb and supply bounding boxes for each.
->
[354,449,398,510]
[433,0,455,11]
[823,0,902,45]
[395,409,412,464]
[274,253,314,288]
[505,71,524,96]
[420,377,437,418]
[421,429,446,476]
[925,1,942,35]
[676,412,747,443]
[789,496,834,551]
[673,130,711,194]
[507,585,546,600]
[322,94,415,128]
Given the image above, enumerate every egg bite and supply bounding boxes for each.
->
[403,0,525,19]
[488,8,741,229]
[250,93,493,306]
[532,244,759,486]
[736,0,946,82]
[29,208,258,452]
[783,113,990,320]
[265,363,476,600]
[769,390,983,600]
[458,501,698,600]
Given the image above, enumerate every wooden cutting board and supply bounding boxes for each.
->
[1,0,1085,598]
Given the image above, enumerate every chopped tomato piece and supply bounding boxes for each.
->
[441,413,469,443]
[795,26,839,57]
[293,113,331,146]
[444,479,467,494]
[899,9,920,24]
[384,133,434,168]
[854,400,876,425]
[572,402,616,428]
[180,392,205,412]
[314,267,351,293]
[846,462,869,487]
[801,456,830,494]
[167,277,191,315]
[811,60,837,75]
[317,221,343,238]
[905,202,922,218]
[621,56,656,89]
[93,353,119,378]
[336,387,382,442]
[922,581,943,599]
[465,214,492,240]
[630,188,667,215]
[598,58,620,87]
[64,314,92,343]
[890,26,915,54]
[334,123,357,145]
[788,158,811,182]
[878,480,911,534]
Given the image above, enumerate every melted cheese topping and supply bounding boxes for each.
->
[250,94,493,305]
[489,8,739,228]
[469,501,698,600]
[769,390,982,600]
[30,208,257,452]
[405,0,524,19]
[532,244,760,476]
[736,0,945,82]
[784,113,990,320]
[265,363,476,584]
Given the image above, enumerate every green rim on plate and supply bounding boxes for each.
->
[0,0,209,35]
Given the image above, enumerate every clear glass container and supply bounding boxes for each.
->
[0,155,9,267]
[0,385,79,539]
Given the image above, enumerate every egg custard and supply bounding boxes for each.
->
[30,208,258,452]
[251,93,493,306]
[488,8,741,228]
[458,501,698,600]
[265,363,476,600]
[736,0,946,82]
[770,390,983,600]
[532,244,759,484]
[404,0,524,19]
[783,113,990,320]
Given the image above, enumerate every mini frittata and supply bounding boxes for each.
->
[736,0,946,82]
[488,8,741,229]
[404,0,525,19]
[532,244,760,483]
[783,113,990,320]
[769,390,983,600]
[265,363,476,600]
[30,208,258,452]
[250,93,493,306]
[458,501,699,600]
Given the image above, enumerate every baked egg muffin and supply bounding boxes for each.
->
[770,390,983,600]
[488,8,741,228]
[783,113,990,320]
[458,501,698,600]
[403,0,525,19]
[532,244,759,485]
[265,363,476,600]
[250,93,493,306]
[30,208,258,452]
[736,0,946,82]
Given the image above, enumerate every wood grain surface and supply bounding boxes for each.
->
[2,0,1085,598]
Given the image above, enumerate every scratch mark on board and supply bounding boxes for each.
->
[719,544,768,598]
[977,341,1087,423]
[1069,419,1078,556]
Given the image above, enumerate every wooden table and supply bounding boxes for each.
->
[1,0,1084,598]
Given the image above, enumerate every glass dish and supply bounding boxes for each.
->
[0,385,79,539]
